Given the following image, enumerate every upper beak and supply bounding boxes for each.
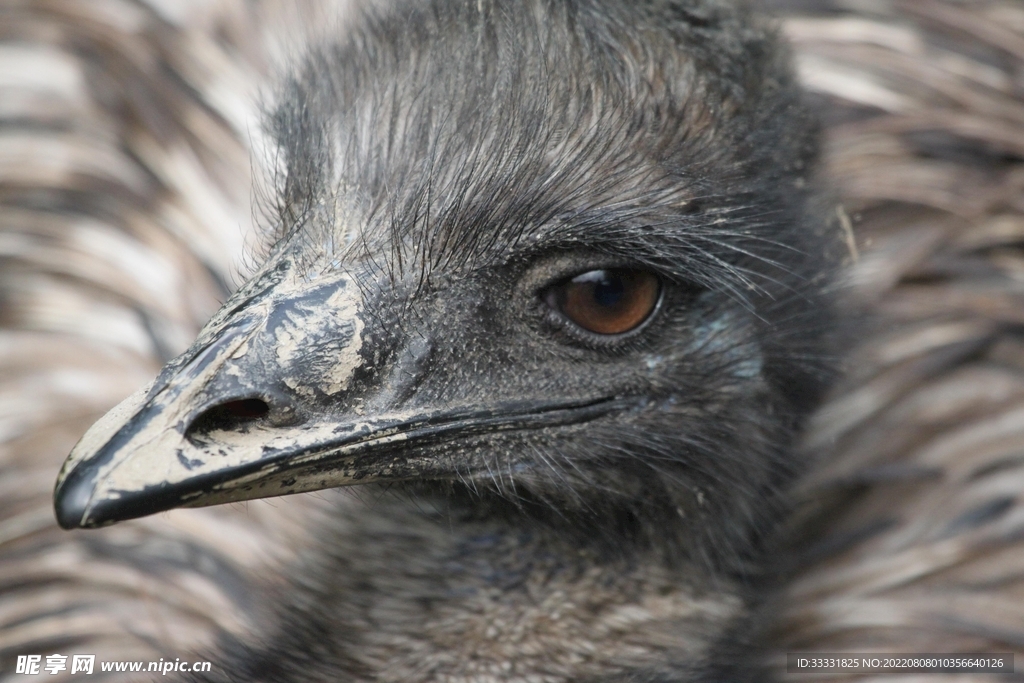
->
[53,272,381,529]
[53,271,620,529]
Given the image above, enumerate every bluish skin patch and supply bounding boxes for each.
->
[691,310,763,380]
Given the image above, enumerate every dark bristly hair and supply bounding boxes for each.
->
[257,0,838,564]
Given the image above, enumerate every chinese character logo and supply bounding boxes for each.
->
[71,655,95,675]
[44,655,68,675]
[16,656,41,675]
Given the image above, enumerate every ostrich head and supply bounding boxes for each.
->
[54,0,835,574]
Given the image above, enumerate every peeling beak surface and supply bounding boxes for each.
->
[54,272,372,529]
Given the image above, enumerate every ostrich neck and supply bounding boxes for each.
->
[242,488,748,683]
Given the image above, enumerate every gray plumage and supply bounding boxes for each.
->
[0,0,1023,682]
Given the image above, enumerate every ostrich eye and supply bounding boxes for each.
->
[545,269,661,336]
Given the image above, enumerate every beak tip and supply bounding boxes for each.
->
[54,457,204,529]
[53,471,95,530]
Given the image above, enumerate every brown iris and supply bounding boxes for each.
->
[546,269,661,335]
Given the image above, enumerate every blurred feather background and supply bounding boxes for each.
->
[0,0,1022,680]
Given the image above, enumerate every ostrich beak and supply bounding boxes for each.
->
[53,272,380,529]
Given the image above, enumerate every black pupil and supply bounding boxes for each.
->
[593,276,624,308]
[576,271,624,308]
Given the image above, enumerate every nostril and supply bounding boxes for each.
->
[221,398,271,419]
[185,398,270,440]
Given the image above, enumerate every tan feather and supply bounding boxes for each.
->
[768,0,1024,677]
